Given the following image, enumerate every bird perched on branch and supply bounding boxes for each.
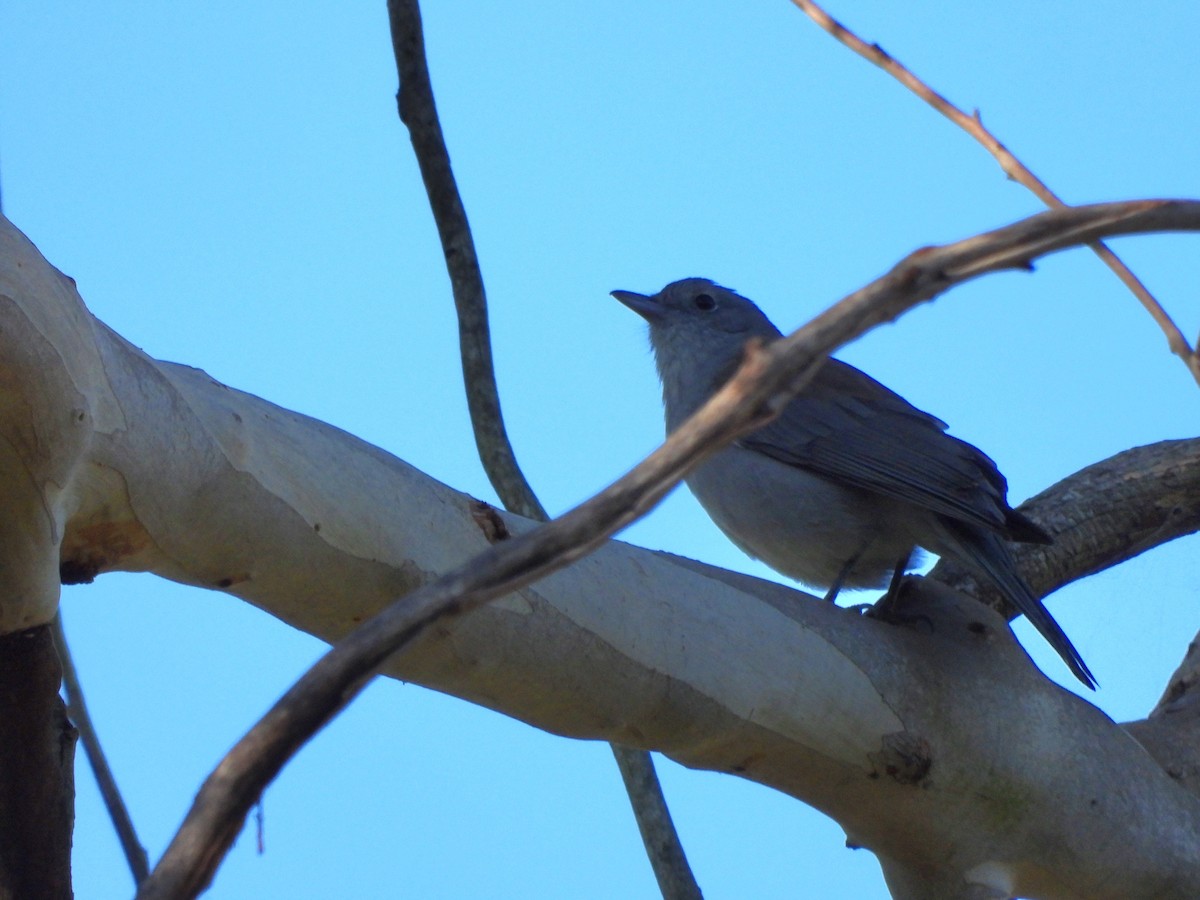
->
[613,277,1094,689]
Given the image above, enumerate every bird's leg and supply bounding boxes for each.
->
[823,542,871,603]
[822,578,844,604]
[874,548,915,617]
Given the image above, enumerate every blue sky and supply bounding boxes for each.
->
[3,2,1199,897]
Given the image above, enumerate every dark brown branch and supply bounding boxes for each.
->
[385,2,698,895]
[386,0,544,520]
[0,625,75,900]
[931,439,1200,614]
[611,746,703,900]
[137,199,1200,899]
[52,613,149,885]
[789,0,1200,386]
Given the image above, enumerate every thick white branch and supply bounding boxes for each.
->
[3,214,1199,898]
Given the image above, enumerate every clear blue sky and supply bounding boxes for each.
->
[3,2,1198,897]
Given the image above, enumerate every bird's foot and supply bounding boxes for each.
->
[865,575,935,632]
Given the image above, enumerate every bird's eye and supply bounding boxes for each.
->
[693,293,717,311]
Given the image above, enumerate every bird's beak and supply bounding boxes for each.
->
[611,289,665,323]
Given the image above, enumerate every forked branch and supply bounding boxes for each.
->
[789,0,1200,385]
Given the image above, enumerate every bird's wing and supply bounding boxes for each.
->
[739,359,1021,535]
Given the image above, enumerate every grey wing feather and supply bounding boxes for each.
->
[739,359,1018,534]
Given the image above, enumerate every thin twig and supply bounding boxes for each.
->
[789,0,1200,386]
[611,745,703,900]
[51,612,149,885]
[385,2,700,896]
[387,0,543,520]
[136,199,1200,900]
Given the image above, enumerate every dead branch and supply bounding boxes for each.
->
[385,1,697,894]
[51,613,149,886]
[789,0,1200,385]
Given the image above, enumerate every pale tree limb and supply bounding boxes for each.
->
[1152,631,1200,720]
[1133,616,1200,799]
[50,613,149,886]
[788,0,1200,386]
[1123,631,1200,802]
[0,161,77,900]
[124,200,1200,898]
[385,2,700,896]
[0,182,92,900]
[932,437,1200,760]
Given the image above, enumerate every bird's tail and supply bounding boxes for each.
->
[941,524,1096,689]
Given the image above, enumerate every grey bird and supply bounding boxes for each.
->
[613,277,1095,689]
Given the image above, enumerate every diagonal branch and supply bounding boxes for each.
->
[51,613,149,886]
[385,2,698,896]
[789,0,1200,386]
[387,0,543,520]
[136,199,1200,899]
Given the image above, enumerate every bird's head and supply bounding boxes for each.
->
[612,278,783,423]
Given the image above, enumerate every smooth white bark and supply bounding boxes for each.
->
[3,214,1197,898]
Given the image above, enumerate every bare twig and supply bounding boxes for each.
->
[51,613,149,886]
[387,0,543,520]
[136,199,1200,899]
[789,0,1200,386]
[611,746,703,900]
[385,2,699,896]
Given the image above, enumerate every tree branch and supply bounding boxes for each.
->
[789,0,1200,386]
[1123,630,1200,802]
[930,438,1200,614]
[1152,630,1200,720]
[132,200,1200,897]
[610,745,702,900]
[385,2,698,895]
[51,613,149,886]
[0,625,75,900]
[386,0,543,521]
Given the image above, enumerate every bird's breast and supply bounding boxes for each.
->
[685,444,918,591]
